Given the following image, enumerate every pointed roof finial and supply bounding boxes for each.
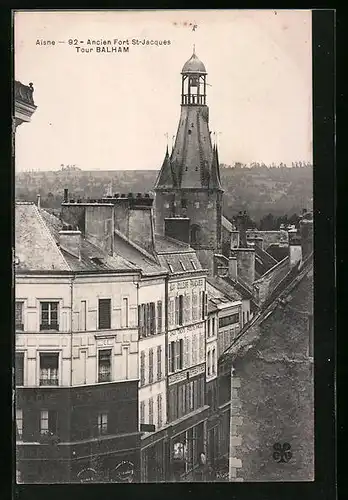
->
[193,44,196,55]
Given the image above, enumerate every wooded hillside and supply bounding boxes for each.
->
[15,164,313,224]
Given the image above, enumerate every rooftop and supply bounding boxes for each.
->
[220,251,313,362]
[182,50,207,74]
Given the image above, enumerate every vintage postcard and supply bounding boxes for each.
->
[14,9,316,484]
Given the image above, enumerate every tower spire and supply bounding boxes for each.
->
[193,44,196,55]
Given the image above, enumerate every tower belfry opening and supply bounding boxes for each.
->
[181,49,207,106]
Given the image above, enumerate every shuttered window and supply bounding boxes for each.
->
[157,394,163,428]
[140,351,145,386]
[157,345,162,380]
[201,291,205,320]
[178,295,184,325]
[157,301,162,333]
[175,297,179,325]
[150,302,156,334]
[149,348,154,383]
[149,397,154,425]
[98,299,111,330]
[140,401,145,424]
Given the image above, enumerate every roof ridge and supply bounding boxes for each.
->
[221,254,313,360]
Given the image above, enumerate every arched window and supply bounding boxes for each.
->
[190,224,201,245]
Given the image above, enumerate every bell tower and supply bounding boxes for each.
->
[154,48,224,273]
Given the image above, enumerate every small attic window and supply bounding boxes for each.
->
[90,257,104,266]
[191,260,197,270]
[188,130,192,135]
[180,261,186,271]
[167,262,174,273]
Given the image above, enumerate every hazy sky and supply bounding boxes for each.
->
[15,10,312,171]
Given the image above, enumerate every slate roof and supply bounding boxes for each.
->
[41,209,137,273]
[154,110,222,191]
[155,235,203,275]
[15,203,70,272]
[207,276,242,303]
[220,252,313,362]
[182,51,207,74]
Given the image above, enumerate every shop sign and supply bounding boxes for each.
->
[111,461,135,483]
[77,468,97,483]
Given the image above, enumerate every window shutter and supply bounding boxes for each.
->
[184,337,189,368]
[150,302,156,334]
[149,348,154,383]
[178,295,183,325]
[157,345,162,380]
[175,296,179,325]
[157,394,162,428]
[157,301,162,333]
[179,339,183,370]
[149,397,154,425]
[140,401,145,424]
[201,291,205,320]
[140,351,145,386]
[98,299,111,330]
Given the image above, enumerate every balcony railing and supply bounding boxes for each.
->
[39,378,59,386]
[98,373,111,383]
[40,323,59,331]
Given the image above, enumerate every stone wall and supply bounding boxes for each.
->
[230,269,314,481]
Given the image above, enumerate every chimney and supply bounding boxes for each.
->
[230,231,240,249]
[228,256,238,280]
[59,228,82,259]
[37,194,41,209]
[231,248,255,286]
[64,188,68,203]
[288,229,302,266]
[128,194,156,255]
[299,212,313,260]
[164,217,191,244]
[236,211,248,248]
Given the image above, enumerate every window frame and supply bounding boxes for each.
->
[16,352,24,386]
[97,348,112,383]
[97,411,108,436]
[39,352,59,386]
[15,301,24,331]
[16,408,23,439]
[40,301,59,331]
[98,298,112,330]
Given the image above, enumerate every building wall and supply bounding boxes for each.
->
[217,304,242,357]
[206,312,218,382]
[231,268,314,481]
[253,257,290,306]
[138,279,167,434]
[155,190,222,251]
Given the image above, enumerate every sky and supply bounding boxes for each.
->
[14,10,312,171]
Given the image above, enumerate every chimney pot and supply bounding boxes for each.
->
[37,194,41,209]
[128,192,133,198]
